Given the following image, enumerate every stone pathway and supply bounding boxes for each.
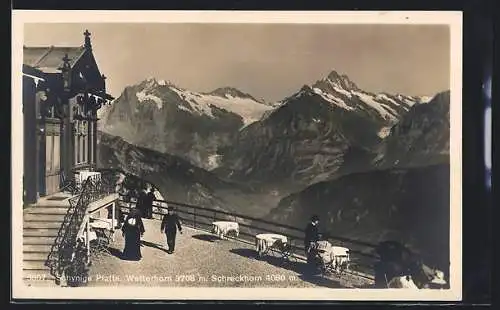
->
[86,219,357,288]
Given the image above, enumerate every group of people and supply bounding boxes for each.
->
[118,185,156,219]
[113,176,184,260]
[120,205,183,260]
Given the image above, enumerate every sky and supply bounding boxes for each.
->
[24,23,450,102]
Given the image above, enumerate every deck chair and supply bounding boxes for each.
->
[89,228,112,261]
[271,239,296,263]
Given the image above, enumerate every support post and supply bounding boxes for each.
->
[111,201,116,239]
[193,207,196,229]
[86,219,90,262]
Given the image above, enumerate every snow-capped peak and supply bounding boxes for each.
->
[281,70,423,123]
[326,70,359,91]
[172,87,272,126]
[131,78,273,126]
[207,87,263,103]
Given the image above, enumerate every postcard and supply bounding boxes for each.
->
[12,10,462,301]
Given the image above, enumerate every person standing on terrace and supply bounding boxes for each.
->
[143,186,156,219]
[121,208,145,261]
[136,188,147,218]
[304,215,320,263]
[160,206,183,254]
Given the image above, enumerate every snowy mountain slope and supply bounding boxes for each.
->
[100,78,272,170]
[373,90,450,169]
[308,70,426,123]
[215,70,430,192]
[121,78,273,126]
[168,85,273,126]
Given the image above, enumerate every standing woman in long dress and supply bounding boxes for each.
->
[121,208,145,260]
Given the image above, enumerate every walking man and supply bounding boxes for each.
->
[160,206,183,254]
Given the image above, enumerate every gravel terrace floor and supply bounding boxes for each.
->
[86,219,371,288]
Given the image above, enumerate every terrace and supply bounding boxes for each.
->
[24,169,379,288]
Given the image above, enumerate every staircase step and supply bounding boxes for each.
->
[24,244,53,253]
[24,260,51,271]
[25,207,70,214]
[24,252,50,261]
[23,236,57,245]
[23,228,59,237]
[29,200,72,208]
[24,222,63,229]
[24,213,66,222]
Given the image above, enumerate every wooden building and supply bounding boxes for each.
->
[23,30,114,203]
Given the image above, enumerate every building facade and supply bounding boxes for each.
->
[23,30,114,203]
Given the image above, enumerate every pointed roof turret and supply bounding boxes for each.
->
[84,29,92,50]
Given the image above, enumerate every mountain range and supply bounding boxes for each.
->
[213,71,433,193]
[100,71,433,191]
[98,69,450,270]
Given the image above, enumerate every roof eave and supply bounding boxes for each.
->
[69,48,87,68]
[22,64,45,78]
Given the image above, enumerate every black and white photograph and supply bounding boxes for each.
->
[12,11,462,300]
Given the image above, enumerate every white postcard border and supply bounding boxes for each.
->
[12,10,463,301]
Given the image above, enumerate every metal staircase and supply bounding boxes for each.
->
[23,195,72,286]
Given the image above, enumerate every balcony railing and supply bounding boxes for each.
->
[45,170,119,285]
[118,197,380,280]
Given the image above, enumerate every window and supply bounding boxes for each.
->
[74,121,89,166]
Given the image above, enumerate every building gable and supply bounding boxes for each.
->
[70,49,105,94]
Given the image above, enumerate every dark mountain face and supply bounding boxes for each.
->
[334,90,450,177]
[216,87,383,193]
[97,130,232,210]
[97,131,280,216]
[268,164,450,274]
[100,78,272,170]
[373,91,450,169]
[214,71,424,194]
